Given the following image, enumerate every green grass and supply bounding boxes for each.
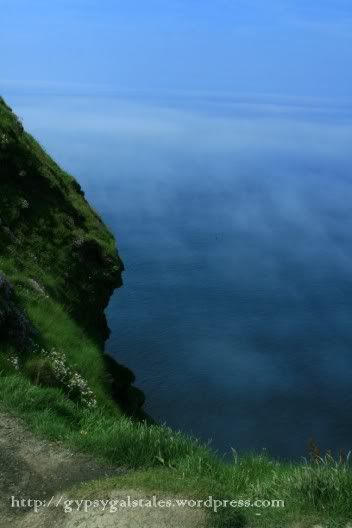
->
[0,278,119,413]
[1,369,352,527]
[63,457,352,528]
[23,289,117,411]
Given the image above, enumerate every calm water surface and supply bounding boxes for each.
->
[6,91,352,459]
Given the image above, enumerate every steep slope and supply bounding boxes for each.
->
[0,96,144,416]
[0,96,122,342]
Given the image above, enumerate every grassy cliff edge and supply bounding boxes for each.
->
[0,96,144,415]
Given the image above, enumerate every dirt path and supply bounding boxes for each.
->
[0,411,207,528]
[0,411,125,524]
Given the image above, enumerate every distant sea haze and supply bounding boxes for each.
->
[7,90,352,459]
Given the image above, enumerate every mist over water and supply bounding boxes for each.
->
[7,91,352,459]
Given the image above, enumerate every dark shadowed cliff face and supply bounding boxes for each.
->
[0,273,35,353]
[0,96,123,344]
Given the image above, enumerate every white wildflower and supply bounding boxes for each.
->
[19,198,29,209]
[8,353,20,370]
[0,133,9,147]
[39,347,97,408]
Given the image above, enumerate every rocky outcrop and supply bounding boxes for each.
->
[0,273,34,352]
[104,355,147,420]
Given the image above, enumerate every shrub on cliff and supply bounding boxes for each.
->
[24,347,97,408]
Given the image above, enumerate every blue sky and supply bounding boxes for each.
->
[1,0,352,99]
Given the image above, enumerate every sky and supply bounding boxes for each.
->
[1,0,352,99]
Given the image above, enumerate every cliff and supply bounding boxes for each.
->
[0,96,144,417]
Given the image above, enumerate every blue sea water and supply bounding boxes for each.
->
[5,89,352,459]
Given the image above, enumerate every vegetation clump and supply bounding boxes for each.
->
[24,347,97,408]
